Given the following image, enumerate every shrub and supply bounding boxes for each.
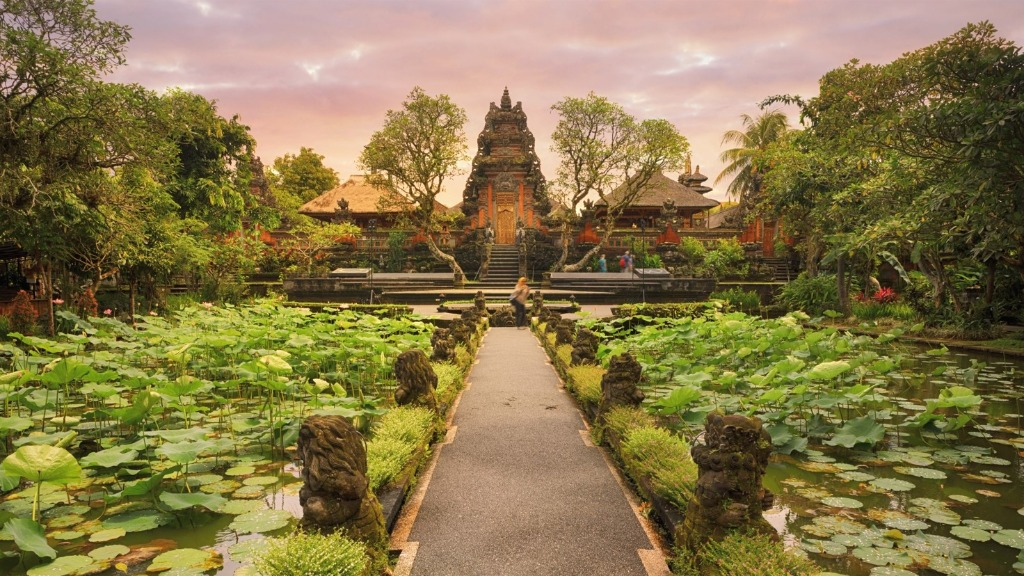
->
[73,288,99,318]
[432,362,464,406]
[0,313,11,339]
[603,406,655,439]
[614,302,713,320]
[678,237,707,263]
[677,530,820,576]
[555,343,572,368]
[703,238,747,278]
[366,436,415,492]
[777,273,840,316]
[872,286,898,303]
[709,287,761,315]
[567,364,604,405]
[619,426,697,509]
[9,290,37,333]
[373,406,435,446]
[254,530,369,576]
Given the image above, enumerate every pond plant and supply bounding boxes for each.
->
[549,305,1024,575]
[0,300,468,575]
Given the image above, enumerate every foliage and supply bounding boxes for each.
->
[602,406,655,440]
[673,530,819,576]
[432,362,464,408]
[709,287,761,315]
[850,301,918,322]
[9,291,38,334]
[613,302,713,320]
[677,237,707,264]
[549,92,689,271]
[715,109,791,204]
[253,530,369,576]
[703,238,748,278]
[359,87,468,280]
[269,147,340,225]
[366,436,415,492]
[278,220,361,278]
[566,365,603,405]
[619,426,696,509]
[0,314,11,339]
[776,273,840,315]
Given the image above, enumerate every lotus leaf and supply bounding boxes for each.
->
[200,480,241,494]
[101,509,172,533]
[52,530,85,541]
[892,466,946,480]
[821,496,863,509]
[86,544,129,562]
[883,518,930,531]
[225,465,256,477]
[807,360,852,381]
[947,494,978,504]
[0,416,33,434]
[2,445,81,486]
[148,548,222,572]
[89,528,126,542]
[950,526,991,542]
[869,478,916,492]
[233,485,266,499]
[218,499,267,515]
[79,445,139,469]
[227,538,265,562]
[800,538,847,556]
[229,509,293,534]
[45,514,84,528]
[159,491,228,511]
[837,471,876,482]
[852,546,912,567]
[968,455,1011,466]
[258,354,292,374]
[825,416,886,448]
[4,517,57,559]
[922,556,981,576]
[242,476,279,486]
[155,440,216,464]
[869,568,917,576]
[26,555,95,576]
[994,529,1024,549]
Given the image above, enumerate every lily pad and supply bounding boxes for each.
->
[994,529,1024,549]
[852,546,912,567]
[224,465,255,477]
[869,568,917,576]
[821,496,863,509]
[837,471,876,482]
[26,555,95,576]
[148,548,222,572]
[922,556,981,576]
[229,509,294,534]
[88,544,130,561]
[883,517,930,531]
[869,478,916,492]
[893,466,947,480]
[242,475,279,486]
[950,526,992,542]
[89,528,126,542]
[159,491,228,511]
[227,538,265,562]
[218,499,267,515]
[101,509,173,533]
[961,518,1002,531]
[50,530,84,541]
[948,494,979,504]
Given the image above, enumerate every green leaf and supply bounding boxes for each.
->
[2,445,81,485]
[148,548,221,572]
[88,544,130,561]
[258,354,292,374]
[5,517,57,559]
[79,445,139,469]
[159,491,227,511]
[806,360,852,381]
[824,416,886,448]
[229,509,294,534]
[101,509,173,533]
[26,555,95,576]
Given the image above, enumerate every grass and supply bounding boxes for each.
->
[254,530,369,576]
[619,426,697,510]
[671,531,819,576]
[567,364,604,405]
[366,406,435,491]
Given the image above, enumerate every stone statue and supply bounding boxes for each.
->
[554,318,575,346]
[570,327,599,366]
[448,318,475,348]
[531,291,544,316]
[473,291,488,317]
[600,353,645,411]
[678,412,776,553]
[394,350,439,414]
[297,415,387,549]
[431,328,455,363]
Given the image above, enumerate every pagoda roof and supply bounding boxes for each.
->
[299,175,448,218]
[597,172,720,210]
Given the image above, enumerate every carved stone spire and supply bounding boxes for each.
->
[501,87,511,110]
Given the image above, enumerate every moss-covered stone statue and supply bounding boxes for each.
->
[554,318,575,346]
[394,349,440,415]
[570,327,598,365]
[297,415,387,553]
[431,327,455,363]
[677,411,776,554]
[473,290,488,317]
[599,353,645,419]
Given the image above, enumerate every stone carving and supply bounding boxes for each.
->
[570,327,599,366]
[490,305,515,327]
[554,318,575,346]
[394,350,439,414]
[531,291,544,316]
[298,415,387,548]
[600,353,645,410]
[678,412,776,552]
[473,291,488,317]
[431,328,455,363]
[542,310,562,335]
[449,318,475,347]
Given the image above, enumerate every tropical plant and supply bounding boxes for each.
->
[714,109,790,204]
[776,273,840,315]
[254,530,368,576]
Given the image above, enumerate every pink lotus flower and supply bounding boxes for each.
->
[201,302,214,309]
[149,310,158,316]
[103,308,113,315]
[52,298,64,305]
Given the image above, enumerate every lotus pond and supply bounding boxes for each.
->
[589,311,1024,576]
[0,301,437,575]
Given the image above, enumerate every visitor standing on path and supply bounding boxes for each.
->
[620,250,634,273]
[597,254,607,272]
[510,277,530,329]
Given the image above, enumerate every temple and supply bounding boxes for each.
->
[460,88,551,244]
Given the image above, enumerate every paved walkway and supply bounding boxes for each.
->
[392,327,668,576]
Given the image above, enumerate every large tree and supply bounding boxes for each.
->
[359,87,468,281]
[550,92,688,271]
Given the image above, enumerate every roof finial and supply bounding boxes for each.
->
[501,87,511,110]
[685,156,692,175]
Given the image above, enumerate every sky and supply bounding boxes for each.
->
[93,0,1024,207]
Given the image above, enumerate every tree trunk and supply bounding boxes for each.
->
[44,263,55,336]
[424,236,465,285]
[129,281,137,328]
[552,220,572,272]
[984,258,995,307]
[836,252,849,316]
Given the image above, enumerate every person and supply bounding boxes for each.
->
[621,250,634,273]
[509,276,530,329]
[597,254,607,272]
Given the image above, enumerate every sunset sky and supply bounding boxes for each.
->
[93,0,1023,207]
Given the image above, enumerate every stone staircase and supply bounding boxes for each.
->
[760,257,799,281]
[478,244,520,288]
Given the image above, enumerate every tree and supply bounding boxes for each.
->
[715,109,790,205]
[550,93,688,271]
[278,220,359,278]
[359,87,468,281]
[270,147,340,202]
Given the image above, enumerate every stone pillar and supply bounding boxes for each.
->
[678,412,776,553]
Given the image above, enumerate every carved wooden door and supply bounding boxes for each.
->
[497,207,515,244]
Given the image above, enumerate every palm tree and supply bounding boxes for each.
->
[715,110,790,205]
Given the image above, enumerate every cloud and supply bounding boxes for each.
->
[94,0,1024,206]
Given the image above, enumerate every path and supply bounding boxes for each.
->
[392,327,668,576]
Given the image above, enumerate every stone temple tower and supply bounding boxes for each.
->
[461,88,550,244]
